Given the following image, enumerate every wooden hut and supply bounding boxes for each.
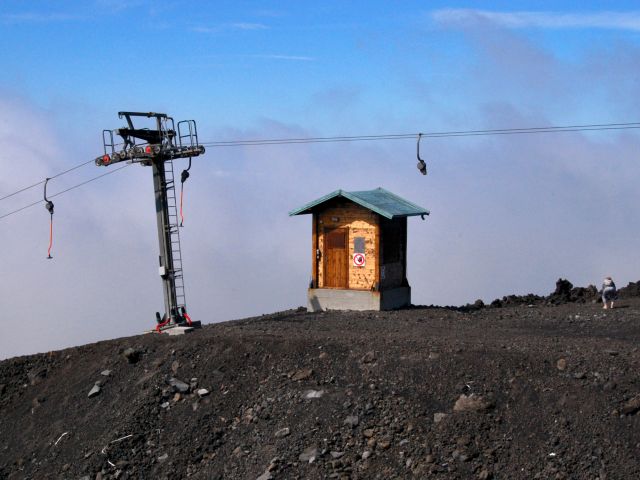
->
[289,188,428,312]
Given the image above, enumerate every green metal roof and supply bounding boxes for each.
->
[288,187,429,220]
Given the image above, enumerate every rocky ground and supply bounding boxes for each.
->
[1,280,640,479]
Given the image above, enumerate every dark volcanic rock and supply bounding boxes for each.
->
[488,278,633,308]
[619,281,640,299]
[453,394,494,412]
[2,299,640,479]
[621,394,640,415]
[122,347,140,364]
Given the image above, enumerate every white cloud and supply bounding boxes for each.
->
[432,9,640,31]
[3,22,640,361]
[251,54,315,61]
[94,0,147,13]
[191,26,218,33]
[1,12,82,23]
[3,97,640,360]
[230,22,269,30]
[192,22,269,33]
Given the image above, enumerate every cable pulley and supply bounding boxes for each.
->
[44,178,54,259]
[417,133,427,175]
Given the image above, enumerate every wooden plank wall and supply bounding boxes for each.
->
[316,200,378,290]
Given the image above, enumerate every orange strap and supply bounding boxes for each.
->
[183,312,192,326]
[179,187,185,226]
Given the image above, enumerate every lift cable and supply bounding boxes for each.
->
[198,122,640,147]
[3,121,640,204]
[2,121,640,216]
[0,159,95,202]
[0,164,129,221]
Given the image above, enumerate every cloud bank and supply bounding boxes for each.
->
[2,9,640,360]
[432,9,640,31]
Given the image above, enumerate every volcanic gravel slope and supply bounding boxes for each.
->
[2,297,640,479]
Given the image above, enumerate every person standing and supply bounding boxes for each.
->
[602,276,617,309]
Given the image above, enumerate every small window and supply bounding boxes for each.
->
[354,237,365,253]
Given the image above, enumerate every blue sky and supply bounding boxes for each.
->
[3,0,640,131]
[1,1,640,358]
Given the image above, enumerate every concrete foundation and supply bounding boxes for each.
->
[307,287,411,312]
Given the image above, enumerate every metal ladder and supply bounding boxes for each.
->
[163,159,186,312]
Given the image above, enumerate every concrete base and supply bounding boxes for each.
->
[145,320,202,336]
[163,326,195,336]
[307,287,411,312]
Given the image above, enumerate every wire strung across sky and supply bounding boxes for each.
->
[199,122,640,147]
[0,165,129,221]
[0,159,95,202]
[1,121,639,222]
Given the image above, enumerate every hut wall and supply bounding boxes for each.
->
[380,217,407,289]
[316,200,378,290]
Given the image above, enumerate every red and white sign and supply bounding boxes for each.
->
[353,253,366,267]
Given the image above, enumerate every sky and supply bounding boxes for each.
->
[1,1,640,359]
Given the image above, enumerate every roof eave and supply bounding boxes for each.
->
[288,189,343,216]
[289,188,429,219]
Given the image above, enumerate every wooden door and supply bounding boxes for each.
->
[324,228,348,288]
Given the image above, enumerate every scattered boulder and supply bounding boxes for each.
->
[299,446,319,463]
[433,412,448,423]
[378,439,391,450]
[87,383,101,398]
[453,394,494,413]
[303,389,325,399]
[461,299,485,312]
[556,358,567,371]
[27,368,47,386]
[167,377,190,394]
[549,278,574,303]
[343,415,359,428]
[621,394,640,415]
[170,360,180,373]
[122,348,140,364]
[274,427,290,438]
[619,281,640,298]
[291,368,313,381]
[478,468,492,479]
[196,388,209,397]
[100,370,111,376]
[361,351,376,364]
